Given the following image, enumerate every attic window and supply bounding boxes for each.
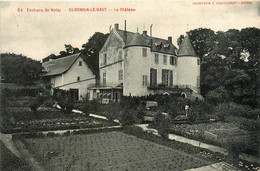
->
[79,61,82,66]
[77,76,80,81]
[164,43,170,48]
[155,42,162,48]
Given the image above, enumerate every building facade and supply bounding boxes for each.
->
[42,53,97,101]
[89,23,201,102]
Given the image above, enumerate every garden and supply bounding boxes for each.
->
[19,131,212,171]
[0,89,118,133]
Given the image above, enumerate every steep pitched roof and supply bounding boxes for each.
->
[115,29,177,55]
[125,32,150,48]
[42,53,97,77]
[42,53,80,76]
[178,34,197,57]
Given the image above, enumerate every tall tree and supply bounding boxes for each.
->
[0,53,42,85]
[81,32,109,75]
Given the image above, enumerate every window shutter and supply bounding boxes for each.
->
[169,70,173,86]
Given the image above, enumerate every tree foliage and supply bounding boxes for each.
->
[179,27,260,108]
[81,32,109,75]
[0,53,42,85]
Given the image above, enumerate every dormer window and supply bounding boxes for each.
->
[163,43,170,48]
[79,61,82,66]
[155,42,162,49]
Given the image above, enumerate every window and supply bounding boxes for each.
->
[79,61,82,66]
[150,68,157,86]
[142,75,147,86]
[119,61,122,67]
[118,70,123,81]
[103,53,107,65]
[170,56,177,65]
[124,49,128,58]
[163,55,167,65]
[155,54,159,64]
[103,73,106,85]
[77,76,80,81]
[197,59,200,65]
[162,69,173,86]
[118,50,122,60]
[142,48,147,57]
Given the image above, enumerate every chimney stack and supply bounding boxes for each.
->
[114,23,119,30]
[143,30,147,36]
[124,20,127,44]
[150,24,153,37]
[168,36,172,44]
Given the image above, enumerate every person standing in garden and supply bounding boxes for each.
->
[185,104,190,117]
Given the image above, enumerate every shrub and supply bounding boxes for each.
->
[82,99,99,116]
[42,97,55,107]
[214,102,258,120]
[29,100,40,112]
[157,117,171,139]
[54,90,75,114]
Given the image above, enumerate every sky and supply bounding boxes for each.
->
[0,0,259,61]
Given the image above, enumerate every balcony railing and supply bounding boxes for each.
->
[148,84,198,93]
[88,82,123,89]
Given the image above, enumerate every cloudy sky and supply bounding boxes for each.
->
[1,0,259,61]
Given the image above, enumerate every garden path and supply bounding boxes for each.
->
[0,133,21,157]
[136,124,228,155]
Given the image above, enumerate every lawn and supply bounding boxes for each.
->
[23,131,211,171]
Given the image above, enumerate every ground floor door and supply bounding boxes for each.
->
[69,89,79,102]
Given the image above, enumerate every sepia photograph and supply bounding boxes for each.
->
[0,0,260,170]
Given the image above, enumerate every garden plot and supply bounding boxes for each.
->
[23,131,211,171]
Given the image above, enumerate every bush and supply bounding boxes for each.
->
[29,100,40,112]
[29,95,45,112]
[214,102,258,120]
[82,99,99,116]
[42,97,55,107]
[54,90,75,114]
[157,117,171,139]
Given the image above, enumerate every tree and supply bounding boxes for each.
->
[183,27,260,108]
[81,32,109,75]
[0,53,42,85]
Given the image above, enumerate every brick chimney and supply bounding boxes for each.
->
[143,30,147,36]
[168,36,172,44]
[114,23,119,30]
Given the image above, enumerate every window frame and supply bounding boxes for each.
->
[155,54,159,64]
[79,61,82,66]
[103,53,107,65]
[163,55,167,65]
[142,48,147,57]
[142,75,148,86]
[118,70,123,81]
[103,73,106,84]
